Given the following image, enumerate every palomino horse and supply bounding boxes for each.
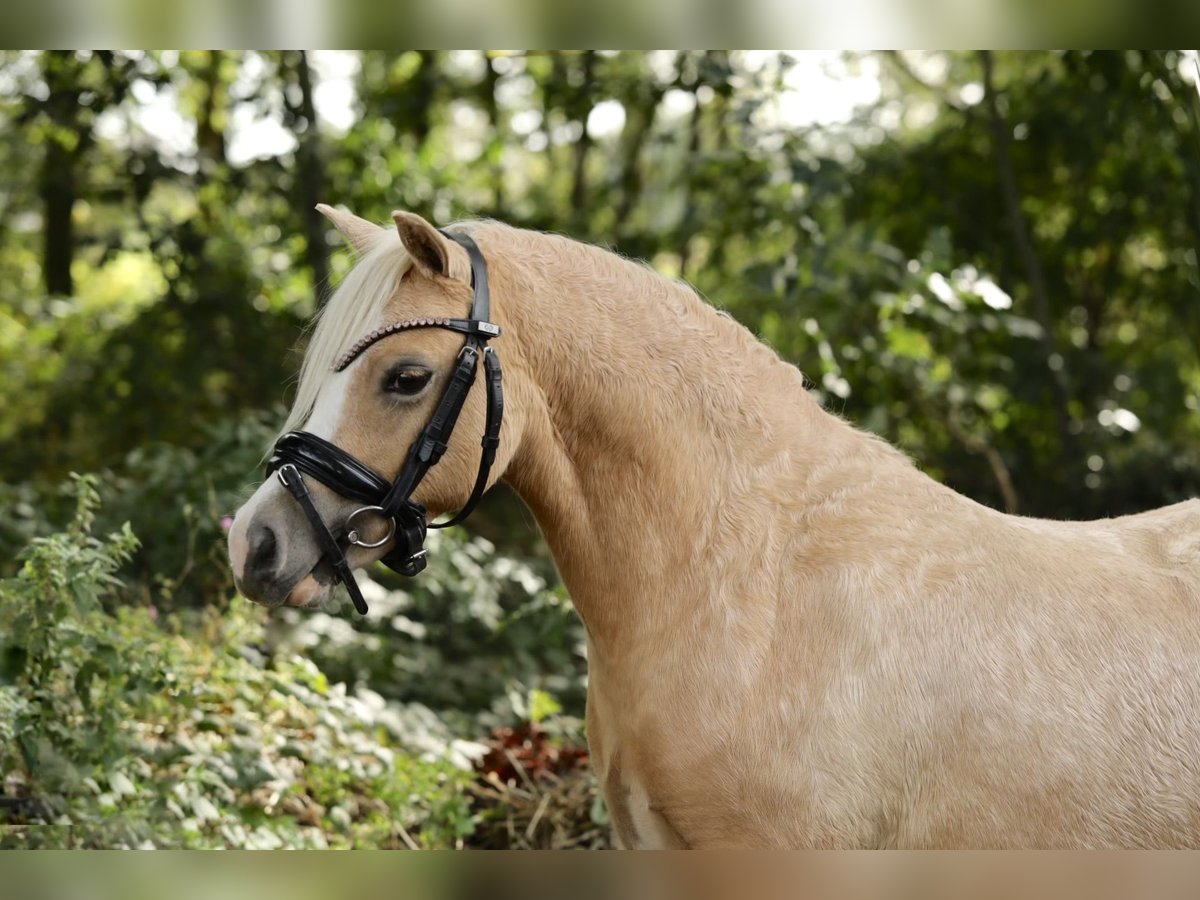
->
[229,205,1200,849]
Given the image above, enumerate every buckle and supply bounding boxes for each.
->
[396,550,427,577]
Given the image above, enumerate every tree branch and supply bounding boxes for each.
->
[945,409,1020,514]
[882,51,968,114]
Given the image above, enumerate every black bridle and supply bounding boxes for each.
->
[265,230,503,614]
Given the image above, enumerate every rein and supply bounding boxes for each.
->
[265,231,504,614]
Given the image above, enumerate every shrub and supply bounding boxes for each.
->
[272,532,588,732]
[0,475,479,849]
[0,411,281,609]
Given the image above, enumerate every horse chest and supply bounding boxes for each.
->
[584,649,746,849]
[586,702,690,848]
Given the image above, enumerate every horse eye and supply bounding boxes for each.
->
[382,366,432,396]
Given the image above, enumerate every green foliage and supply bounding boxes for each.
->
[0,477,479,848]
[1,474,142,785]
[835,51,1200,516]
[277,531,587,732]
[2,50,1199,848]
[3,51,1197,519]
[0,411,280,608]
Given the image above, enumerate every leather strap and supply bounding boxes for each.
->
[434,346,503,529]
[269,431,392,505]
[383,230,498,526]
[381,342,480,514]
[448,230,491,321]
[276,463,369,614]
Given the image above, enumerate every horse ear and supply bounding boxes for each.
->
[315,203,383,256]
[392,211,450,278]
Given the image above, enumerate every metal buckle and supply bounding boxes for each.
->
[345,505,397,548]
[393,549,427,577]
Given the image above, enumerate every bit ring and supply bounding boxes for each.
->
[344,506,396,549]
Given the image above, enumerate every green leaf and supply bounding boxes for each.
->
[529,689,562,725]
[109,771,136,797]
[74,661,100,711]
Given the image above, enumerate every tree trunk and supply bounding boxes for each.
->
[411,51,437,145]
[42,138,74,297]
[570,51,596,230]
[678,53,709,278]
[613,58,667,230]
[979,50,1076,467]
[482,53,505,213]
[289,51,330,304]
[196,51,227,169]
[40,51,78,296]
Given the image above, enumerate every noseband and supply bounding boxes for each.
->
[265,231,504,614]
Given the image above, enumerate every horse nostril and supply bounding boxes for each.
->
[248,524,279,578]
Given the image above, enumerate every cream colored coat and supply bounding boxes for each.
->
[231,209,1200,848]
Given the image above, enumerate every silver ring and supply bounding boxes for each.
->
[344,506,396,549]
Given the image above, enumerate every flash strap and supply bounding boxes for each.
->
[276,463,370,614]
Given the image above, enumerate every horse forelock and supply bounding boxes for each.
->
[281,228,414,438]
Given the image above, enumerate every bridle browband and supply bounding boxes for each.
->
[265,230,504,614]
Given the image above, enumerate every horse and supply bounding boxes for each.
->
[229,204,1200,848]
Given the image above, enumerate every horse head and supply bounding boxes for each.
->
[228,205,522,610]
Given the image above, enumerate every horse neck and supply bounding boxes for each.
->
[490,228,858,647]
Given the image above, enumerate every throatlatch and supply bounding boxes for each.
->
[265,230,504,614]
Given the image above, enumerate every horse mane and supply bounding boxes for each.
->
[281,227,415,437]
[509,224,816,404]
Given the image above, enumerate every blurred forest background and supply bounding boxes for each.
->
[1,50,1199,848]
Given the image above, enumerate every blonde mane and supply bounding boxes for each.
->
[281,228,414,436]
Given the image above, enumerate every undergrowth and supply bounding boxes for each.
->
[0,474,603,849]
